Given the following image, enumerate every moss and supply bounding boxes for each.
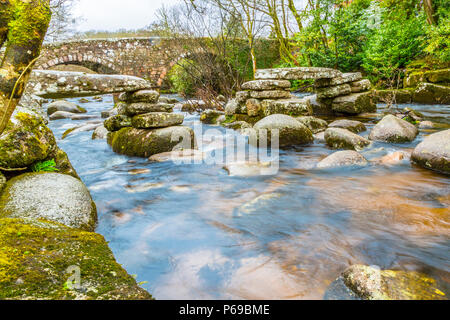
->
[6,0,51,47]
[0,218,153,300]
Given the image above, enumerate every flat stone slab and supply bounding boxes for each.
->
[124,102,174,116]
[255,67,342,80]
[350,79,372,93]
[262,98,313,117]
[249,90,292,99]
[315,73,363,88]
[332,92,377,115]
[242,80,291,91]
[26,70,153,99]
[119,90,160,103]
[317,84,352,99]
[131,112,184,129]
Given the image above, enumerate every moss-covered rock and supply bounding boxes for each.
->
[316,84,352,99]
[104,115,132,132]
[0,173,97,231]
[200,110,225,124]
[119,90,160,104]
[341,265,447,300]
[125,103,174,116]
[0,172,5,193]
[252,114,314,147]
[0,108,56,169]
[296,116,328,134]
[46,100,87,116]
[411,129,450,175]
[0,218,152,300]
[325,128,371,151]
[373,89,414,104]
[261,98,313,117]
[332,92,377,115]
[413,83,450,105]
[107,126,196,158]
[317,151,368,169]
[328,120,366,133]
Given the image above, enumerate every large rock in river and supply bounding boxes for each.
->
[262,98,313,117]
[0,173,97,231]
[317,151,368,169]
[0,218,152,300]
[411,129,450,175]
[104,115,132,132]
[255,67,342,80]
[47,100,86,116]
[413,83,450,105]
[328,119,366,133]
[325,128,370,151]
[252,114,313,147]
[332,92,376,115]
[0,108,56,169]
[296,116,328,134]
[107,126,196,158]
[340,265,447,300]
[369,115,418,143]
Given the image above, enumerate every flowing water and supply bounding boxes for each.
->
[48,95,450,300]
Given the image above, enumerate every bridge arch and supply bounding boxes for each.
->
[37,54,119,75]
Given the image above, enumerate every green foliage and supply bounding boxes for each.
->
[362,7,426,81]
[168,59,201,97]
[424,14,450,63]
[31,159,59,173]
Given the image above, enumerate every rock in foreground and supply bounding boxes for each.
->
[0,173,97,232]
[325,128,370,151]
[0,218,152,300]
[411,129,450,175]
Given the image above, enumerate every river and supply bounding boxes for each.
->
[47,95,450,300]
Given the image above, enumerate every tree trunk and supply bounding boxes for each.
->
[423,0,436,25]
[0,0,52,135]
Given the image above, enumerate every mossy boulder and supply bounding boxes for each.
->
[107,126,196,158]
[413,83,450,105]
[104,115,132,132]
[0,108,56,169]
[296,116,328,134]
[332,92,377,115]
[46,100,87,116]
[0,172,5,193]
[132,112,184,129]
[329,120,366,133]
[252,114,314,147]
[373,89,414,104]
[369,115,418,143]
[124,103,174,116]
[48,148,80,179]
[411,129,450,175]
[0,173,97,231]
[225,99,243,116]
[0,218,152,300]
[341,265,447,300]
[119,90,160,103]
[325,128,371,151]
[261,98,313,117]
[316,84,352,99]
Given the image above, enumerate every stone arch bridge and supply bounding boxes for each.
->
[36,37,279,89]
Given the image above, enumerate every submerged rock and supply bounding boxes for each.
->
[328,119,366,133]
[341,265,447,300]
[0,108,56,169]
[149,150,204,163]
[47,100,86,116]
[224,161,277,177]
[411,129,450,175]
[369,115,418,143]
[49,111,77,120]
[325,128,370,151]
[296,116,328,134]
[0,173,97,231]
[92,125,109,140]
[0,218,152,300]
[317,151,368,169]
[131,112,184,129]
[252,114,314,147]
[107,126,196,158]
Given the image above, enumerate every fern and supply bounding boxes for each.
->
[31,159,59,173]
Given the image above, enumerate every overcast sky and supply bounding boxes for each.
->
[72,0,182,32]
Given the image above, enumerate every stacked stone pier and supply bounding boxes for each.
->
[105,90,195,157]
[225,67,376,122]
